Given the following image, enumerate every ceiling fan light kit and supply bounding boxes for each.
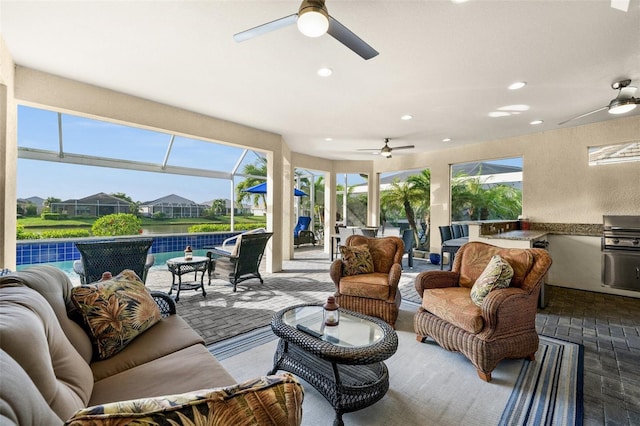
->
[608,98,638,115]
[297,0,329,37]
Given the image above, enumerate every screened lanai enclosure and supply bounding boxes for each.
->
[16,106,273,228]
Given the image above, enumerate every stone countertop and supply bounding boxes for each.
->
[481,230,549,241]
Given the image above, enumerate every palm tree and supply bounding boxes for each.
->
[235,157,267,209]
[451,173,521,220]
[380,179,423,246]
[211,199,227,215]
[407,169,431,248]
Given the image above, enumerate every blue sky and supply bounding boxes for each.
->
[17,106,263,203]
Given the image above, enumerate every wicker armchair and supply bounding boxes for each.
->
[414,241,552,382]
[73,238,155,284]
[329,235,404,328]
[210,232,273,292]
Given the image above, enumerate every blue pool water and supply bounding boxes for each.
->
[16,249,211,275]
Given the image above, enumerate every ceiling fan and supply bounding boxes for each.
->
[558,79,639,125]
[358,139,415,159]
[233,0,378,60]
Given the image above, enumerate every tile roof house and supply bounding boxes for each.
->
[52,192,132,217]
[140,194,206,218]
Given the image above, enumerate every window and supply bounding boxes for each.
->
[450,158,522,221]
[589,141,640,166]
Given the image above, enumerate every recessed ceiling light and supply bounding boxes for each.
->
[498,104,530,111]
[530,120,544,125]
[324,137,333,141]
[451,0,469,3]
[317,67,332,77]
[442,138,452,142]
[508,81,527,90]
[401,114,413,120]
[488,111,511,118]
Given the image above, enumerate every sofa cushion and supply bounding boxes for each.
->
[91,314,205,381]
[339,272,391,300]
[69,374,303,426]
[0,349,64,426]
[470,255,514,306]
[90,344,237,406]
[422,287,483,334]
[71,270,162,360]
[0,284,93,421]
[340,244,374,276]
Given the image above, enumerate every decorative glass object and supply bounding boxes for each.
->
[323,295,340,326]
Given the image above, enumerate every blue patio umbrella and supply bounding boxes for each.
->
[243,182,308,197]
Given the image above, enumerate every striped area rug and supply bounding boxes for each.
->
[209,307,583,426]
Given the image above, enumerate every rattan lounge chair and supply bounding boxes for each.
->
[73,238,155,284]
[209,232,273,292]
[329,235,404,328]
[414,241,552,382]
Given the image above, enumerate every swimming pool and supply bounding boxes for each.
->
[16,249,211,275]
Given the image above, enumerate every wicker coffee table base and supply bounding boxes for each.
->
[269,340,389,426]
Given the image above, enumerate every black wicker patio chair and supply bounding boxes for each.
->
[73,238,155,284]
[209,232,273,292]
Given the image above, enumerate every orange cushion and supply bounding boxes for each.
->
[459,246,533,288]
[339,273,390,300]
[422,287,483,334]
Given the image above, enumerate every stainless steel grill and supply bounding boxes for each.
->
[602,215,640,292]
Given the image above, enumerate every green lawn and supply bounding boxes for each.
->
[18,215,266,229]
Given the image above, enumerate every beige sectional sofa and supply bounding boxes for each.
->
[0,265,303,425]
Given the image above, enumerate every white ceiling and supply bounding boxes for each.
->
[2,0,639,161]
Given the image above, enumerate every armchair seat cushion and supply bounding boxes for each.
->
[422,287,483,334]
[339,272,391,300]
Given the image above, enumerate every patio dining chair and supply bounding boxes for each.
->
[73,238,155,284]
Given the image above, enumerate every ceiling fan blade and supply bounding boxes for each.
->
[357,148,381,152]
[327,16,378,60]
[611,0,630,12]
[391,145,415,151]
[233,14,298,42]
[558,106,608,125]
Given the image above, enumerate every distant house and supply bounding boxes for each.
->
[140,194,206,218]
[201,199,253,216]
[17,196,45,215]
[52,192,132,217]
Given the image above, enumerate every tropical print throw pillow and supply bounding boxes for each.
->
[71,269,161,360]
[340,244,374,276]
[470,255,514,306]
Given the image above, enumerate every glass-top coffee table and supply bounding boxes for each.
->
[269,304,398,426]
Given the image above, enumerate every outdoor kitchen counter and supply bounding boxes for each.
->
[481,230,548,241]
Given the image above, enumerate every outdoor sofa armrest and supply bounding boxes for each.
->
[414,270,460,298]
[150,291,176,317]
